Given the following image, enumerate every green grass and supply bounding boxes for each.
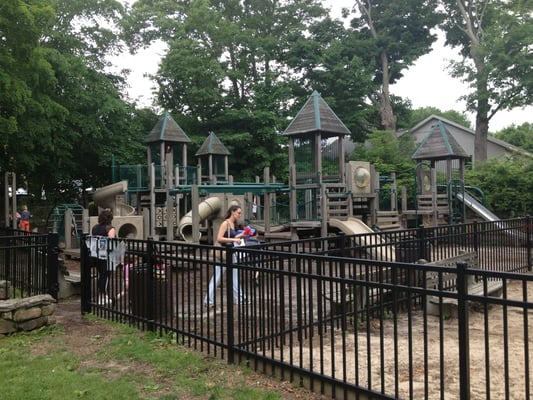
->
[0,320,292,400]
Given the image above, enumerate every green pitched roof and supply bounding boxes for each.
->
[145,111,192,144]
[283,91,351,138]
[412,121,470,161]
[195,131,230,156]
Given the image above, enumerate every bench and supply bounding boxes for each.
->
[57,257,81,299]
[422,251,503,317]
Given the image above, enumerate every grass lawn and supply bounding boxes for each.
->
[0,313,328,400]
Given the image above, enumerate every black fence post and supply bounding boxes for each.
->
[146,238,155,331]
[46,232,59,300]
[473,221,479,254]
[338,232,347,332]
[80,233,91,314]
[527,215,532,271]
[456,261,470,400]
[338,232,346,258]
[419,225,427,261]
[226,243,235,364]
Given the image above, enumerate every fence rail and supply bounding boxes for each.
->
[0,228,58,300]
[2,218,532,399]
[75,217,533,399]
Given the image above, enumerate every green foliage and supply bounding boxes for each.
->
[351,0,443,85]
[350,131,416,179]
[465,156,533,217]
[0,0,154,209]
[3,0,529,222]
[494,122,533,153]
[349,0,444,130]
[124,0,332,181]
[286,17,379,140]
[350,130,417,208]
[0,0,63,174]
[408,107,472,129]
[440,0,533,160]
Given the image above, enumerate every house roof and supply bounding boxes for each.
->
[283,90,351,138]
[145,111,192,144]
[406,115,530,157]
[412,120,470,161]
[195,131,230,156]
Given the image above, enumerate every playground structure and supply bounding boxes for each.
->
[5,93,506,251]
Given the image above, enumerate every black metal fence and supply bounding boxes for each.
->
[78,217,532,399]
[0,228,59,300]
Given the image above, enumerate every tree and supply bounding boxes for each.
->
[350,130,417,208]
[2,0,154,204]
[40,0,161,200]
[124,0,333,180]
[440,0,533,162]
[0,0,64,176]
[408,107,472,128]
[494,122,533,154]
[465,156,533,217]
[350,0,443,131]
[285,16,379,141]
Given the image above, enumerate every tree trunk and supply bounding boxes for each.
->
[474,112,489,162]
[380,52,396,131]
[473,52,489,162]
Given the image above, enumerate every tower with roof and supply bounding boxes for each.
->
[195,131,231,184]
[410,120,470,226]
[144,111,192,238]
[283,90,377,237]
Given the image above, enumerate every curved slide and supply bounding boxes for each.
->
[329,217,396,262]
[178,197,222,242]
[93,180,135,216]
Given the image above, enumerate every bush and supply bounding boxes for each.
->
[465,156,533,217]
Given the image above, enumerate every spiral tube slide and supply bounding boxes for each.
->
[178,196,222,242]
[93,180,135,216]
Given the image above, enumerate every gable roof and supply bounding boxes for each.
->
[283,90,351,138]
[412,120,470,160]
[407,115,529,156]
[145,111,192,144]
[195,131,230,156]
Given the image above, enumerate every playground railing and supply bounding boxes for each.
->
[0,228,59,300]
[78,217,533,399]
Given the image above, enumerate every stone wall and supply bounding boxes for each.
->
[0,293,56,335]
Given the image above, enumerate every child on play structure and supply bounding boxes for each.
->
[18,205,31,232]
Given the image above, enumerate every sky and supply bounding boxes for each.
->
[115,0,531,132]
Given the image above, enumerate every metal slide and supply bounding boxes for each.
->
[456,192,526,241]
[456,192,500,222]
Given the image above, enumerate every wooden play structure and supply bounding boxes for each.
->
[402,121,470,227]
[11,91,503,251]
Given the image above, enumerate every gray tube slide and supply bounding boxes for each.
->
[178,197,222,242]
[93,180,134,216]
